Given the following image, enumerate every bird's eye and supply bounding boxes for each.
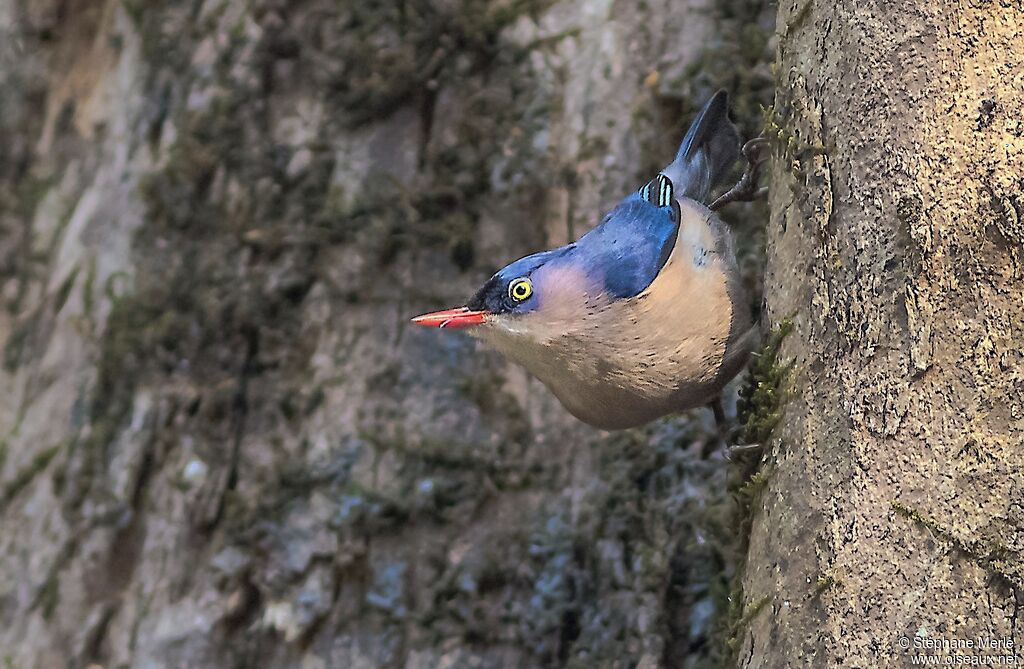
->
[508,277,533,302]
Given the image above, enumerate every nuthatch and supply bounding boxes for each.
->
[413,91,764,430]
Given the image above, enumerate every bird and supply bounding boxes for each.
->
[412,91,764,430]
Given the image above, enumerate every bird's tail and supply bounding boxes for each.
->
[660,90,740,203]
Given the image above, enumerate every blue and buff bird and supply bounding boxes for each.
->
[412,91,765,430]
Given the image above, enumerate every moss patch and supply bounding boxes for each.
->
[813,573,842,596]
[0,443,61,511]
[328,0,552,127]
[707,319,795,664]
[36,572,61,621]
[737,319,794,445]
[724,593,771,654]
[762,103,797,160]
[891,501,1021,591]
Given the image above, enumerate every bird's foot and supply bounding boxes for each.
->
[699,397,729,457]
[724,441,764,460]
[709,397,727,430]
[710,136,770,211]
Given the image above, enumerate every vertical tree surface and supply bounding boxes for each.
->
[740,1,1023,666]
[0,1,775,667]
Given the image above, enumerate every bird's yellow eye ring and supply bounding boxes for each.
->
[508,277,533,302]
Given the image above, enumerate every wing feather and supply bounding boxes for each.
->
[577,188,679,299]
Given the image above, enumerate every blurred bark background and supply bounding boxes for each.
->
[0,0,774,667]
[741,1,1024,666]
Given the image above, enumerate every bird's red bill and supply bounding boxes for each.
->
[411,307,488,329]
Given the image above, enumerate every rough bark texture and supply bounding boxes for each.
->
[0,1,774,667]
[739,1,1024,666]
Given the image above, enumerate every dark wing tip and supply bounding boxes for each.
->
[681,90,732,161]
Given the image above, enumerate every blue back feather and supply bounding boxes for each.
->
[575,191,678,299]
[486,189,676,307]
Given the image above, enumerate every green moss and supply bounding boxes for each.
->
[891,501,1021,590]
[707,321,793,666]
[74,274,187,506]
[95,96,259,420]
[137,126,229,233]
[52,266,79,315]
[81,257,97,318]
[813,573,842,596]
[523,26,582,50]
[738,594,770,628]
[724,594,771,654]
[2,318,33,371]
[121,0,145,26]
[94,291,178,413]
[762,98,830,179]
[329,0,552,128]
[37,572,60,621]
[762,104,797,158]
[318,180,478,268]
[710,458,776,666]
[737,319,794,446]
[0,444,61,510]
[737,467,772,499]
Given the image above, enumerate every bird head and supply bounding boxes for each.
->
[411,246,588,338]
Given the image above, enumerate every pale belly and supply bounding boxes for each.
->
[541,361,734,430]
[522,315,746,429]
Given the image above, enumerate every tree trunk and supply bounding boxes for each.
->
[0,1,776,667]
[739,1,1024,666]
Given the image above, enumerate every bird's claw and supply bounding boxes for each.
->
[710,136,770,212]
[741,136,771,165]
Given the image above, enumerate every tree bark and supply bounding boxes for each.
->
[740,1,1024,666]
[0,1,775,667]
